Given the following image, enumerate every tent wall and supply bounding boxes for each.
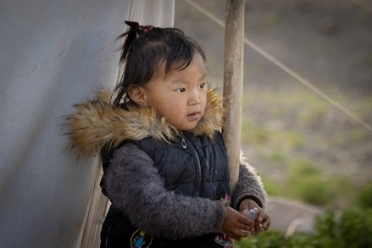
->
[0,0,174,247]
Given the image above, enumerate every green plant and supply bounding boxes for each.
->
[313,210,341,247]
[357,183,372,208]
[293,176,333,206]
[241,120,269,145]
[338,208,372,247]
[260,177,281,196]
[234,230,287,248]
[235,209,372,248]
[284,159,334,206]
[268,150,287,164]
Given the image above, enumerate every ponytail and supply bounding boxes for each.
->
[112,21,205,108]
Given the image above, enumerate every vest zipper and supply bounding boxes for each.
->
[181,132,202,195]
[181,136,187,149]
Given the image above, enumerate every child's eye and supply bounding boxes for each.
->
[176,88,186,93]
[199,83,206,89]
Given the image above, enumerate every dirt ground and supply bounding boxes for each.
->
[175,0,372,188]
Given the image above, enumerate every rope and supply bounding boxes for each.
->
[185,0,372,133]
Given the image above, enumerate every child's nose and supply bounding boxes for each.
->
[189,90,202,104]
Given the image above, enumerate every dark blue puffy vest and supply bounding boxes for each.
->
[134,131,231,200]
[99,131,231,248]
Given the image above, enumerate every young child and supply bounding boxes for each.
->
[65,21,270,248]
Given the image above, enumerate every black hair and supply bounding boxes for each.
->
[112,23,206,107]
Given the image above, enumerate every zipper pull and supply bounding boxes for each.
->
[181,135,187,149]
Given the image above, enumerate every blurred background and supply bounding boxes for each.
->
[175,0,372,211]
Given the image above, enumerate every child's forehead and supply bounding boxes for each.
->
[155,54,206,79]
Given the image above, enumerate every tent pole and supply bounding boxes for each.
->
[223,0,245,193]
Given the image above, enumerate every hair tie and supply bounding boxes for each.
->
[125,21,155,35]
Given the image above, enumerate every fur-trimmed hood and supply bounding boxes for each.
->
[64,89,224,156]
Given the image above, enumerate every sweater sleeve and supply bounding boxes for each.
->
[105,143,227,240]
[231,154,267,210]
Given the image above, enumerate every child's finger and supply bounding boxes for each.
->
[235,221,254,233]
[228,228,250,240]
[252,222,264,235]
[261,214,271,230]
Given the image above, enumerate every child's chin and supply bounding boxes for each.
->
[178,124,198,132]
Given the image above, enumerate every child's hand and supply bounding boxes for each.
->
[239,199,271,236]
[222,206,254,240]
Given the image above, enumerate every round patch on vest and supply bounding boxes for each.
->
[130,229,153,248]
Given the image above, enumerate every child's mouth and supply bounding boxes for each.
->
[187,112,201,121]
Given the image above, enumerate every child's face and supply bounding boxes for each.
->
[142,53,208,131]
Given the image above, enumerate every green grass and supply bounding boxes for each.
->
[241,120,305,149]
[357,183,372,208]
[240,88,372,209]
[260,158,365,208]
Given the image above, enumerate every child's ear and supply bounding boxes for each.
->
[128,86,148,106]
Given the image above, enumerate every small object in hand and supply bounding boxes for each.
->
[247,208,258,221]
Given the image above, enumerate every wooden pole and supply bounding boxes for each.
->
[223,0,244,192]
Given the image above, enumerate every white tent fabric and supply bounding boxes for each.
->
[0,0,174,247]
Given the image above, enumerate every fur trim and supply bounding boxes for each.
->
[232,155,267,209]
[64,89,224,156]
